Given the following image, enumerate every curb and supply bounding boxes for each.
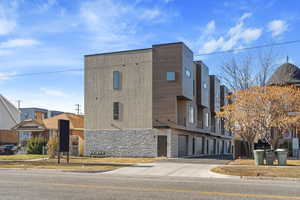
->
[241,176,300,182]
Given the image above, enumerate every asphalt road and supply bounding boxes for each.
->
[0,168,300,200]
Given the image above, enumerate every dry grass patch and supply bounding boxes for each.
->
[64,157,161,164]
[229,159,300,166]
[0,160,119,171]
[212,165,300,178]
[0,154,48,161]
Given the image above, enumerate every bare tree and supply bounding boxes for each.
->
[219,48,278,91]
[255,48,277,86]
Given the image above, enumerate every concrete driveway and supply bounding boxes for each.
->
[105,160,236,179]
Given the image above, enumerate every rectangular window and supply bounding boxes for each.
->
[113,71,121,89]
[205,113,209,127]
[113,102,120,120]
[167,72,175,81]
[189,105,194,124]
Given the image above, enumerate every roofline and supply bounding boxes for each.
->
[85,48,152,57]
[85,41,193,57]
[152,41,184,47]
[152,42,193,54]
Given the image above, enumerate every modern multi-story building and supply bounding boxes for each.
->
[84,42,233,157]
[20,108,63,121]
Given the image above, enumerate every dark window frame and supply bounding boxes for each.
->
[113,71,121,90]
[113,102,120,120]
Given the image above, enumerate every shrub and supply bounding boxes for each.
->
[47,137,58,158]
[27,136,46,154]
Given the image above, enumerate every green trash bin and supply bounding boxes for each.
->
[276,149,288,166]
[265,150,275,165]
[253,149,264,165]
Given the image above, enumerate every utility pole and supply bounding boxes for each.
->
[75,104,81,115]
[16,100,22,109]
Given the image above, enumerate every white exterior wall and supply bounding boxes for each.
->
[0,95,20,130]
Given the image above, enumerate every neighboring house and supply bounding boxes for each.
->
[20,107,63,121]
[267,61,300,157]
[13,113,84,156]
[0,95,21,145]
[84,42,233,158]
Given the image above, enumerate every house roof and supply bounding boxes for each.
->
[267,63,300,85]
[42,113,84,130]
[0,94,20,127]
[12,119,46,131]
[13,113,83,131]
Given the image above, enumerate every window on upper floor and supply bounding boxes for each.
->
[185,68,191,78]
[203,83,207,89]
[113,102,120,120]
[113,71,121,89]
[166,72,175,81]
[205,113,209,127]
[188,104,194,124]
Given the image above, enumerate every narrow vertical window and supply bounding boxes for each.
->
[113,71,121,89]
[205,113,209,127]
[189,105,194,124]
[113,102,120,120]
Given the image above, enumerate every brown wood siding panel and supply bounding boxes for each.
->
[152,43,183,127]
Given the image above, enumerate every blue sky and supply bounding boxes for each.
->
[0,0,299,113]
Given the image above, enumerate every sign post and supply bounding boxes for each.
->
[58,119,70,164]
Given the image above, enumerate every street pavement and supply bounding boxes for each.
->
[105,162,234,178]
[0,167,300,200]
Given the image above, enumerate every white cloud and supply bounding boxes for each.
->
[140,9,162,21]
[239,12,252,21]
[0,2,17,35]
[0,72,16,81]
[268,19,288,37]
[40,88,67,97]
[204,20,215,34]
[0,49,13,56]
[241,28,262,43]
[79,0,173,51]
[202,37,225,53]
[0,39,40,48]
[199,12,262,54]
[38,0,57,11]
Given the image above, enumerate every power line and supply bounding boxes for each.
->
[0,61,152,79]
[194,39,300,56]
[0,39,300,79]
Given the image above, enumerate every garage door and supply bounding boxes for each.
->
[178,135,188,157]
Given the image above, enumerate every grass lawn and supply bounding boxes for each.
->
[212,165,300,178]
[212,159,300,178]
[0,155,159,171]
[0,154,48,161]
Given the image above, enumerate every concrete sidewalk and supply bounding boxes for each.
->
[104,162,237,179]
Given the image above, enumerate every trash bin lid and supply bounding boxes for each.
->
[254,149,264,152]
[275,149,288,152]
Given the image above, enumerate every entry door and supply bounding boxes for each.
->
[157,136,167,157]
[178,135,188,157]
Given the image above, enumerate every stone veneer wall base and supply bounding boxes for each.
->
[85,129,157,157]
